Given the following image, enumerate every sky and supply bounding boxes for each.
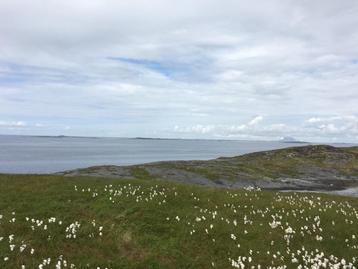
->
[0,0,358,142]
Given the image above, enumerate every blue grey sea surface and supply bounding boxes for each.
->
[0,135,355,174]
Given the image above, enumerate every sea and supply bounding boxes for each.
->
[0,135,355,174]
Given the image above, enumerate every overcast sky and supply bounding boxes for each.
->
[0,0,358,142]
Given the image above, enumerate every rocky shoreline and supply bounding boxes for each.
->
[58,145,358,196]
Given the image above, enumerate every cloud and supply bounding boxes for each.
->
[0,0,357,141]
[0,121,49,132]
[306,117,323,124]
[304,115,358,137]
[0,121,27,128]
[248,116,263,126]
[173,115,358,142]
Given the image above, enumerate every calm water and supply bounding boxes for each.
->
[0,135,354,173]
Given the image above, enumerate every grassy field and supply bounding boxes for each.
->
[1,174,358,268]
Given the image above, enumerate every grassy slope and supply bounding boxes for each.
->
[1,174,358,268]
[153,145,358,180]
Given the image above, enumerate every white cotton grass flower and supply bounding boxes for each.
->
[2,182,358,268]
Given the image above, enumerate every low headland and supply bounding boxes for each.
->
[60,145,358,195]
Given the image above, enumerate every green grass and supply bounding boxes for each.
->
[0,174,358,268]
[129,167,154,180]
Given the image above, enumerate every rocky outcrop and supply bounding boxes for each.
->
[59,145,358,191]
